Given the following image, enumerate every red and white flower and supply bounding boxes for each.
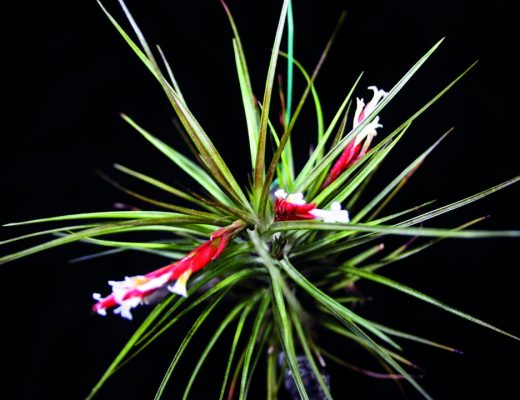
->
[274,189,349,223]
[322,86,387,187]
[92,221,244,320]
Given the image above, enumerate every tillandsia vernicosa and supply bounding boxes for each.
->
[1,1,519,399]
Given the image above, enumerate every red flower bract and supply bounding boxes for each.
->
[92,221,244,319]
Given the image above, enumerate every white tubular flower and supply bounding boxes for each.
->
[274,190,350,223]
[286,192,306,205]
[355,116,383,156]
[274,189,288,200]
[310,201,350,223]
[168,269,192,298]
[113,297,142,320]
[354,86,388,128]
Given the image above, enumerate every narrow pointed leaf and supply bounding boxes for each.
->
[221,1,260,168]
[1,216,222,264]
[248,229,310,400]
[270,220,520,238]
[254,0,290,207]
[113,164,209,209]
[121,114,235,206]
[295,39,446,193]
[154,291,229,400]
[352,129,452,223]
[239,294,271,400]
[101,1,250,209]
[218,297,258,400]
[280,257,432,398]
[182,297,258,400]
[344,267,520,341]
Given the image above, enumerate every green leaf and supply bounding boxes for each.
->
[290,306,333,399]
[315,122,411,207]
[280,257,432,399]
[220,1,260,169]
[72,237,191,252]
[97,0,157,78]
[247,229,310,400]
[266,339,278,400]
[318,320,420,374]
[295,173,518,259]
[344,267,520,341]
[351,128,452,223]
[239,294,271,400]
[100,171,228,220]
[284,0,295,126]
[369,320,461,353]
[3,210,178,226]
[270,220,520,238]
[100,1,251,210]
[154,290,229,400]
[233,39,260,169]
[396,176,520,229]
[1,216,223,264]
[280,0,296,188]
[259,12,349,215]
[295,39,446,194]
[292,73,362,192]
[121,114,234,206]
[316,345,410,380]
[134,263,260,352]
[156,45,187,105]
[85,285,180,400]
[279,51,325,188]
[182,295,260,400]
[219,297,258,400]
[253,0,290,208]
[305,176,519,258]
[113,163,209,210]
[280,257,400,349]
[0,224,99,246]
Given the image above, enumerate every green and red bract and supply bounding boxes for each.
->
[322,86,387,188]
[93,220,246,320]
[274,189,350,223]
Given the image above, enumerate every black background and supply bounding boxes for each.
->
[2,0,519,399]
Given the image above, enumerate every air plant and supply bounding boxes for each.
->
[1,0,518,399]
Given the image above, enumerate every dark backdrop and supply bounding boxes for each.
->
[2,0,518,399]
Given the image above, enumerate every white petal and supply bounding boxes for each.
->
[168,280,188,297]
[286,192,306,205]
[332,209,350,223]
[362,86,387,120]
[274,189,287,199]
[113,297,141,320]
[92,292,102,301]
[356,116,382,144]
[136,273,171,292]
[168,270,192,298]
[367,86,388,102]
[330,202,342,212]
[354,98,365,128]
[310,202,350,223]
[96,308,107,317]
[115,306,133,321]
[309,208,328,220]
